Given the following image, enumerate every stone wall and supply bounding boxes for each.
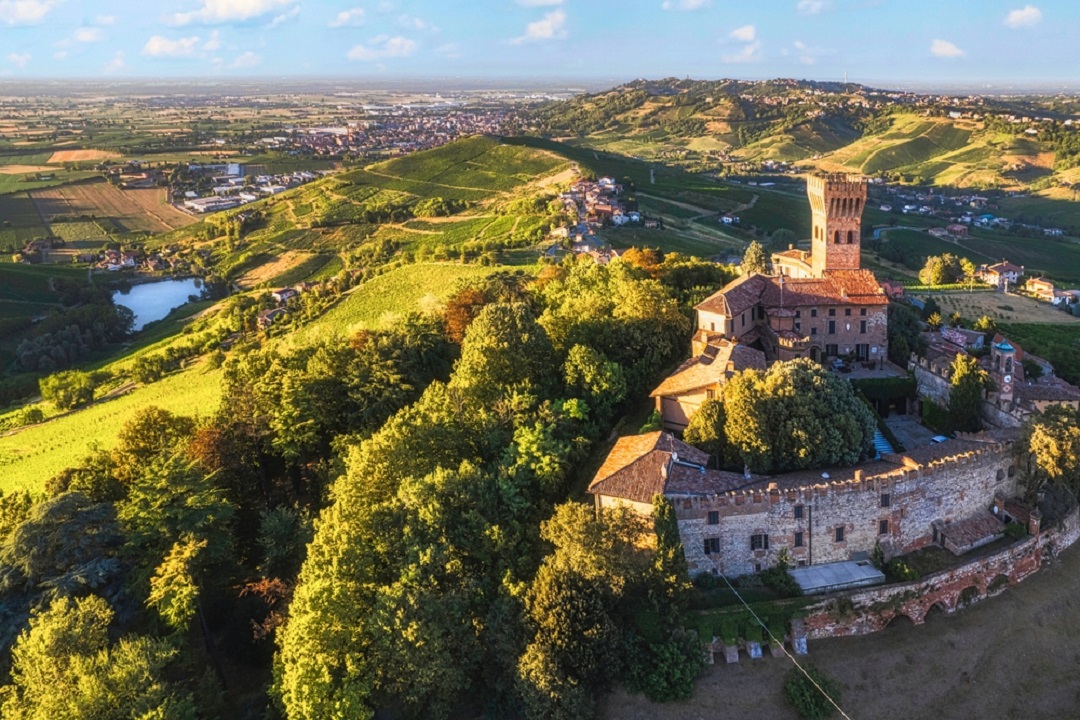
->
[912,360,951,407]
[798,498,1080,639]
[676,437,1020,577]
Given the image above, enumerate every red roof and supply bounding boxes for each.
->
[695,270,888,318]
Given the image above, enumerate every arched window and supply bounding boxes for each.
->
[847,230,854,244]
[854,198,862,213]
[834,230,840,244]
[1005,357,1013,373]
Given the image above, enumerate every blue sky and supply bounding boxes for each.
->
[0,0,1076,85]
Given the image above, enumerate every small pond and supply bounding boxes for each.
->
[112,278,203,332]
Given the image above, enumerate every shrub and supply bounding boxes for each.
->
[760,566,803,598]
[39,370,94,410]
[783,664,843,720]
[885,558,919,582]
[1004,521,1027,540]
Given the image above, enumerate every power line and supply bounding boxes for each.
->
[716,571,854,720]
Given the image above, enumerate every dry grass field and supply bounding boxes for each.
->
[603,542,1080,720]
[47,149,121,163]
[931,291,1080,325]
[0,164,55,174]
[236,250,309,289]
[29,181,196,232]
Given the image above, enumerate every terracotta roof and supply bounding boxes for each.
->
[940,511,1004,550]
[588,432,710,504]
[694,270,888,318]
[773,248,810,260]
[665,463,757,496]
[649,341,766,398]
[1015,381,1080,404]
[987,261,1023,274]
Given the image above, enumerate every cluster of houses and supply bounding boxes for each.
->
[969,260,1080,307]
[180,165,323,214]
[256,106,518,159]
[257,284,312,329]
[546,176,656,264]
[879,187,1068,238]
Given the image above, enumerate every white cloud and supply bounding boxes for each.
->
[1005,5,1041,28]
[328,7,364,27]
[661,0,710,9]
[510,9,566,44]
[930,38,965,58]
[73,27,103,42]
[436,42,460,58]
[169,0,297,25]
[397,14,437,32]
[230,50,261,68]
[0,0,58,25]
[202,29,221,50]
[268,5,298,27]
[104,50,125,73]
[142,35,203,57]
[346,35,417,61]
[796,0,831,14]
[7,52,30,68]
[94,14,115,25]
[729,24,755,42]
[792,39,834,65]
[517,0,563,5]
[53,50,67,60]
[722,40,761,63]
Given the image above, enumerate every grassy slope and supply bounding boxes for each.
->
[0,363,223,493]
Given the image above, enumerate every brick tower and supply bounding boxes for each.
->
[808,173,867,277]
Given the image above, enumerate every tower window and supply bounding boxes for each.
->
[834,230,840,244]
[847,230,854,244]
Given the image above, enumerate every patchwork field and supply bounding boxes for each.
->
[48,149,121,163]
[929,291,1080,325]
[28,180,196,232]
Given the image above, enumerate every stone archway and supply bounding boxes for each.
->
[922,601,949,624]
[885,613,916,630]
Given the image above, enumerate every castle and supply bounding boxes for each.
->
[653,173,889,432]
[594,173,1041,587]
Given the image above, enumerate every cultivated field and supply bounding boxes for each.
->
[603,541,1080,720]
[47,149,121,163]
[0,363,223,493]
[930,291,1080,325]
[29,180,196,232]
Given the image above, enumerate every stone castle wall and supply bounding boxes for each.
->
[675,436,1020,577]
[799,498,1080,639]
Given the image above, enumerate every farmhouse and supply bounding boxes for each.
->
[977,260,1024,289]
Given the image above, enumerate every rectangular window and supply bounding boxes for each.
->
[741,314,746,328]
[794,505,804,520]
[707,511,719,525]
[795,310,802,319]
[860,308,867,316]
[860,320,867,334]
[795,322,801,332]
[811,327,818,335]
[829,308,836,316]
[828,320,836,334]
[826,344,838,357]
[794,531,804,548]
[881,493,891,508]
[811,309,818,318]
[704,538,720,555]
[835,527,845,543]
[706,388,715,400]
[879,519,890,535]
[750,533,769,551]
[845,308,852,316]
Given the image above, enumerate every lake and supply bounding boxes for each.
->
[113,278,203,332]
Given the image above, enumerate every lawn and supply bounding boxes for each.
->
[0,362,223,493]
[998,322,1080,385]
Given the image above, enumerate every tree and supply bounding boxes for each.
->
[741,241,768,275]
[783,664,843,720]
[918,254,963,286]
[682,398,734,469]
[39,370,94,410]
[0,595,198,720]
[973,314,997,335]
[960,257,978,291]
[926,312,943,331]
[451,302,557,403]
[147,536,207,632]
[1021,405,1080,494]
[887,302,925,366]
[948,354,988,432]
[723,359,876,474]
[769,228,796,250]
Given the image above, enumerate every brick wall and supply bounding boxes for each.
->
[675,438,1020,577]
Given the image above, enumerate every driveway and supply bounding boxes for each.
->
[884,414,938,449]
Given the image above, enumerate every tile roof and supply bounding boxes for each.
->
[988,261,1024,274]
[649,341,766,398]
[588,432,737,504]
[694,270,888,319]
[940,511,1004,552]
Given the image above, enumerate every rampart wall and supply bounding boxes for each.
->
[676,436,1020,577]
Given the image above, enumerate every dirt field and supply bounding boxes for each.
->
[29,181,196,233]
[602,543,1080,720]
[931,291,1080,325]
[0,164,55,174]
[48,149,121,163]
[236,250,308,289]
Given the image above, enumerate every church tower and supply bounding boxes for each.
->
[807,173,867,277]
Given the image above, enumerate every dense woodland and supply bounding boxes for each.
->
[0,253,741,719]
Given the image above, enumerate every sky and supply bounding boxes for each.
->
[1,0,1078,87]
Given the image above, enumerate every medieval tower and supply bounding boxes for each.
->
[808,173,867,277]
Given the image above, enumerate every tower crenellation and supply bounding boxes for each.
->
[808,172,867,277]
